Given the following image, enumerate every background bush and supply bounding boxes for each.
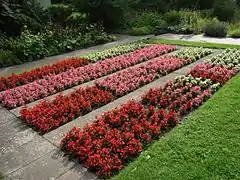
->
[228,23,240,38]
[204,18,228,37]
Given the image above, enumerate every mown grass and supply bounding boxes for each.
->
[113,74,240,180]
[142,38,240,49]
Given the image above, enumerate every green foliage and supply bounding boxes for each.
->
[66,12,88,26]
[121,11,165,35]
[48,4,74,25]
[130,12,163,28]
[73,0,131,29]
[164,9,211,34]
[129,26,153,36]
[213,0,237,21]
[204,18,228,37]
[164,10,181,26]
[228,23,240,38]
[0,0,49,36]
[0,24,115,67]
[0,50,20,67]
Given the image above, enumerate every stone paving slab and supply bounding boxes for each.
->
[7,149,75,180]
[0,108,18,125]
[0,35,153,77]
[0,117,27,139]
[43,72,180,146]
[0,136,55,175]
[0,128,38,156]
[56,164,97,180]
[156,33,240,45]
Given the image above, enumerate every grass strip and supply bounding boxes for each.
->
[142,38,240,49]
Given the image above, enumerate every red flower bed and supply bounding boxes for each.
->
[96,56,187,96]
[141,76,214,116]
[20,86,114,133]
[60,101,178,177]
[188,63,237,85]
[0,57,89,92]
[0,44,176,109]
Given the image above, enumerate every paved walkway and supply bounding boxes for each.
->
[0,47,223,179]
[156,33,240,45]
[0,35,153,77]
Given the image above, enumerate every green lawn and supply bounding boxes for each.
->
[113,74,240,180]
[142,38,240,49]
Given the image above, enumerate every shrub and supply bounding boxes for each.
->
[130,12,163,29]
[0,50,20,67]
[13,27,48,61]
[48,4,74,25]
[164,9,211,34]
[204,18,228,37]
[164,10,181,26]
[65,12,88,26]
[228,29,240,38]
[0,24,114,67]
[213,0,237,21]
[129,26,153,36]
[228,23,240,38]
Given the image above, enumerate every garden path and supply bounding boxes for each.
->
[156,33,240,45]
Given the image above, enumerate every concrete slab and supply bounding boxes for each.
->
[0,136,55,175]
[7,149,76,180]
[56,164,97,180]
[0,117,27,139]
[0,128,38,156]
[0,108,17,124]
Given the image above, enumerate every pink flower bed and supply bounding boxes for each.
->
[0,44,176,108]
[95,56,188,96]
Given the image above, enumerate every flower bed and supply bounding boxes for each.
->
[95,56,190,96]
[141,75,219,116]
[60,101,178,177]
[172,47,212,61]
[189,63,237,85]
[82,43,146,62]
[205,48,240,70]
[60,76,219,177]
[0,44,175,109]
[60,47,240,178]
[0,57,89,92]
[20,86,114,133]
